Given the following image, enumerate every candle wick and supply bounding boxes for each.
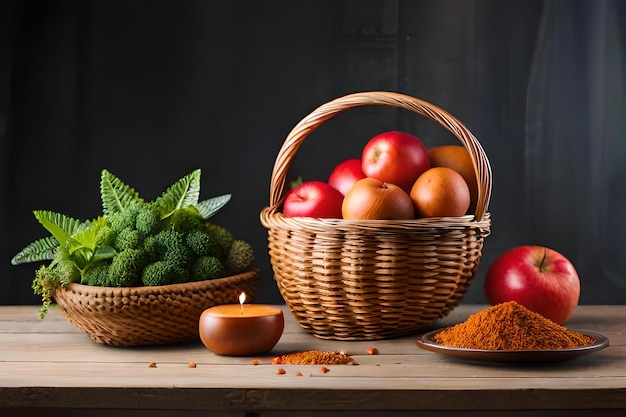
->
[240,304,244,315]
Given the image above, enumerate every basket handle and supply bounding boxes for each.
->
[269,91,492,221]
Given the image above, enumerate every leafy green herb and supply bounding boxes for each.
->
[11,168,234,318]
[32,265,61,319]
[10,236,58,265]
[153,169,202,218]
[100,169,144,216]
[196,194,231,219]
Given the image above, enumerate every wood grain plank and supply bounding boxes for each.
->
[2,357,626,388]
[4,329,622,363]
[1,305,625,413]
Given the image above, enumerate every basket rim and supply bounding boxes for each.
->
[260,207,491,231]
[56,268,261,297]
[265,90,492,222]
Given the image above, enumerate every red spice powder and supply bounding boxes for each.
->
[434,301,594,350]
[277,350,357,365]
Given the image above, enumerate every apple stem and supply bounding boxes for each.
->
[539,248,548,272]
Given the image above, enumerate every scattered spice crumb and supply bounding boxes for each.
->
[252,359,260,366]
[276,367,286,375]
[271,356,282,364]
[367,347,379,355]
[188,362,197,368]
[296,371,303,376]
[148,361,157,368]
[320,366,329,374]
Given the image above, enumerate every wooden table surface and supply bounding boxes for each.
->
[1,304,625,417]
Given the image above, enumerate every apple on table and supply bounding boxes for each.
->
[484,245,581,324]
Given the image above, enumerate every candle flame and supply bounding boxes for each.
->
[239,292,246,315]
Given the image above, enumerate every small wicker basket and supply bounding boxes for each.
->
[260,91,492,340]
[54,268,260,346]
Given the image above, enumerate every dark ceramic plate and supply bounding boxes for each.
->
[416,328,609,363]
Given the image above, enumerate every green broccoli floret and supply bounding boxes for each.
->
[108,205,140,233]
[95,225,117,248]
[113,227,143,251]
[205,222,234,260]
[153,229,194,267]
[190,256,226,281]
[143,235,161,262]
[50,248,81,285]
[82,261,112,286]
[108,212,127,233]
[108,248,147,287]
[186,229,220,257]
[164,206,205,234]
[135,203,162,236]
[55,260,81,286]
[224,240,255,275]
[142,261,189,286]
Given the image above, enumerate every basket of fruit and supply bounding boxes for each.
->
[260,91,492,340]
[12,169,260,346]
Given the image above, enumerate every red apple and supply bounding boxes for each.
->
[361,131,430,193]
[342,177,415,220]
[328,158,367,195]
[484,245,581,324]
[282,180,344,218]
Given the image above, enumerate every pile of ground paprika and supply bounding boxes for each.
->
[434,301,594,350]
[272,350,357,365]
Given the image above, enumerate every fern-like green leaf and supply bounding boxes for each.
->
[33,210,84,248]
[196,194,232,219]
[11,236,59,265]
[154,169,201,217]
[100,169,144,216]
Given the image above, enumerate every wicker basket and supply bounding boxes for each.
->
[53,268,260,346]
[260,91,492,340]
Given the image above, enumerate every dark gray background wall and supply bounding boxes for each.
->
[1,0,625,306]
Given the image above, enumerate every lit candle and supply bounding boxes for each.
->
[199,292,284,356]
[239,292,246,315]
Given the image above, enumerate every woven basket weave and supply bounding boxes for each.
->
[54,268,260,346]
[260,91,492,340]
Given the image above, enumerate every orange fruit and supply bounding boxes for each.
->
[410,167,471,218]
[428,145,477,213]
